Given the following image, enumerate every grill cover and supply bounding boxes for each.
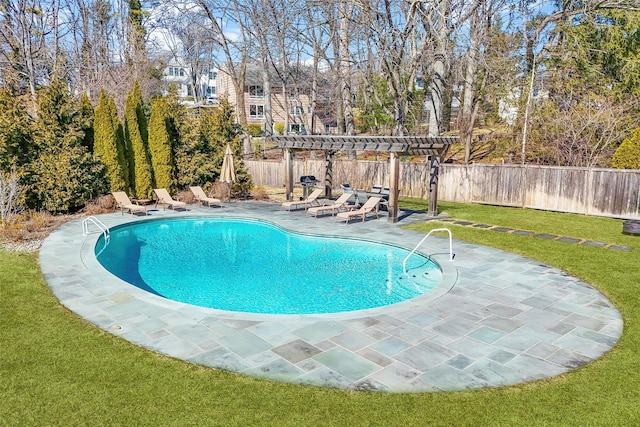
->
[300,175,317,183]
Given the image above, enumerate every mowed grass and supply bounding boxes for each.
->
[1,200,640,426]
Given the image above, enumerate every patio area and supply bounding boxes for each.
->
[39,201,623,392]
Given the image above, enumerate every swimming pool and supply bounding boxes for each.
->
[96,217,442,314]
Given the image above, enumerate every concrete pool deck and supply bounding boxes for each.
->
[40,201,623,393]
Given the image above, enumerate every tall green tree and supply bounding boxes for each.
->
[124,80,153,198]
[559,10,640,97]
[29,79,107,213]
[518,9,640,166]
[171,85,216,187]
[78,93,95,152]
[148,97,177,193]
[200,97,252,197]
[108,95,130,191]
[94,90,127,191]
[0,88,33,171]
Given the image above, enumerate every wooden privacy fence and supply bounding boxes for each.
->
[245,160,640,219]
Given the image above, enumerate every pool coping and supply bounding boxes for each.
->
[40,202,623,393]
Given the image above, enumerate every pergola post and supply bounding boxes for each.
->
[388,152,400,223]
[284,148,294,201]
[428,155,440,216]
[324,151,333,199]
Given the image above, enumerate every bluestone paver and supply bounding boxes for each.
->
[39,201,623,392]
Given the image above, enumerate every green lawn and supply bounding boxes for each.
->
[1,201,639,426]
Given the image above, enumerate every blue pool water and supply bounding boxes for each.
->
[96,218,441,314]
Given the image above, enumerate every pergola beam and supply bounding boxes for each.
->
[275,135,453,156]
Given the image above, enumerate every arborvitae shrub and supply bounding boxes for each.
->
[612,127,640,169]
[148,97,177,193]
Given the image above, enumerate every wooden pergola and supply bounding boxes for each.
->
[271,135,457,223]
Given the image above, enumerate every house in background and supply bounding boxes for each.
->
[163,57,217,105]
[215,63,334,135]
[162,58,337,135]
[498,75,549,126]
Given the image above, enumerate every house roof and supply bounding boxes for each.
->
[240,63,319,87]
[271,135,457,156]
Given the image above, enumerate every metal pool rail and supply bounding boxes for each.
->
[403,228,454,274]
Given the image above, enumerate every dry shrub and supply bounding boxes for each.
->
[84,195,116,215]
[251,186,270,201]
[177,189,196,204]
[1,210,66,242]
[1,219,26,242]
[208,182,228,200]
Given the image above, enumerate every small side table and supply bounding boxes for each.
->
[131,198,152,206]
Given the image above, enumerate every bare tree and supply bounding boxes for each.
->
[196,0,249,132]
[0,0,54,98]
[458,0,510,163]
[0,169,24,223]
[359,0,457,136]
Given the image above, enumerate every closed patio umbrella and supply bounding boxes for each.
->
[220,144,236,201]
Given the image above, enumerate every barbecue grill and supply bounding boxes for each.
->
[299,175,317,199]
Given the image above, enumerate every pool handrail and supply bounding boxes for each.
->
[82,216,110,241]
[403,228,454,275]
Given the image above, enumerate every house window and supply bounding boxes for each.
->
[289,123,306,134]
[206,86,216,96]
[249,85,264,98]
[250,105,265,118]
[208,71,217,80]
[290,106,303,116]
[167,67,185,77]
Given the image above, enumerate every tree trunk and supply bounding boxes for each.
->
[427,0,450,137]
[461,11,480,164]
[339,1,355,137]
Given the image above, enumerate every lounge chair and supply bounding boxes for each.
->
[335,196,382,224]
[112,191,148,216]
[281,188,323,211]
[306,193,353,218]
[189,186,222,208]
[153,188,187,211]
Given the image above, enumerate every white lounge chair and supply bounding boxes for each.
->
[112,191,148,216]
[281,188,323,211]
[306,193,352,217]
[335,196,382,224]
[153,188,187,211]
[189,186,222,208]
